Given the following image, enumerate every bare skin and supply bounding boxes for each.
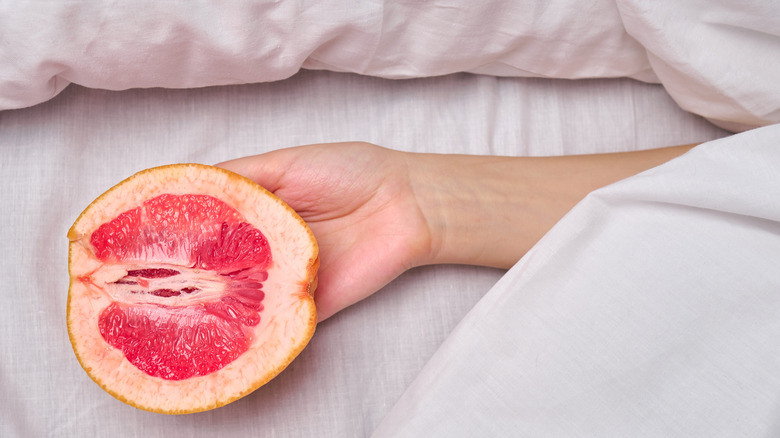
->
[218,142,695,321]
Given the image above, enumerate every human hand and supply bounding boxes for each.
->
[219,141,695,320]
[217,142,432,321]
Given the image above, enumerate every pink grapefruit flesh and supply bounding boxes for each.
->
[67,164,318,414]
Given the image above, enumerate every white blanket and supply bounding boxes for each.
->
[375,123,780,437]
[2,0,779,129]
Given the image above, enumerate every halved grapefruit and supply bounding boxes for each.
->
[67,164,318,414]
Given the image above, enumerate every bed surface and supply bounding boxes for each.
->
[1,70,742,436]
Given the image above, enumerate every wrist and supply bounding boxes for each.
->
[404,145,696,269]
[405,152,533,268]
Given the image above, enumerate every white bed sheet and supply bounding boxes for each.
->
[0,71,731,437]
[375,124,780,437]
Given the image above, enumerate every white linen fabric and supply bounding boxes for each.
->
[2,0,779,128]
[373,123,780,437]
[617,1,780,131]
[0,71,729,437]
[2,0,778,436]
[0,0,651,107]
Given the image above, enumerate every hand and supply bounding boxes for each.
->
[217,142,432,321]
[219,141,695,320]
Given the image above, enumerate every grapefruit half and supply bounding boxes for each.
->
[67,164,318,414]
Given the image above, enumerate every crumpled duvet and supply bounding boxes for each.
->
[1,0,778,129]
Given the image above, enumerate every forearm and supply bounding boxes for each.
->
[407,145,696,269]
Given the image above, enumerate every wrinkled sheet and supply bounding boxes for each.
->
[376,123,780,437]
[0,70,736,436]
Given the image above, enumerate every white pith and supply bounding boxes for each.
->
[91,263,231,306]
[68,164,317,414]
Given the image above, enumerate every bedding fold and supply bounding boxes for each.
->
[372,124,780,437]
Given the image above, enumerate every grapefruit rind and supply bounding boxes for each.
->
[67,164,318,414]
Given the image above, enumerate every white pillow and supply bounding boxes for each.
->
[1,0,777,129]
